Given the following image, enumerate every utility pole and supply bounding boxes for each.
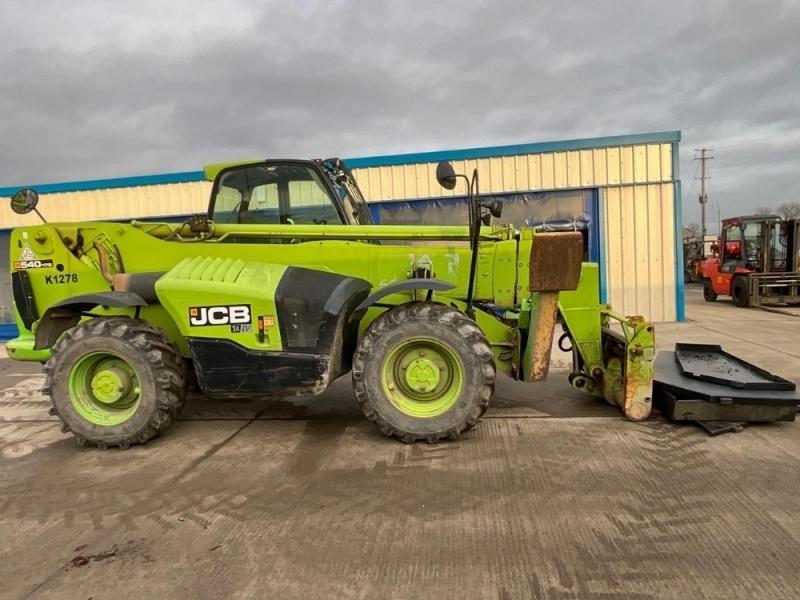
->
[694,148,714,241]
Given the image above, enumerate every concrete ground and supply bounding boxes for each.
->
[1,286,799,599]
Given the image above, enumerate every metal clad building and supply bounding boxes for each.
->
[0,131,683,339]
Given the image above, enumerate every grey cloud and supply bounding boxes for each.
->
[1,0,798,228]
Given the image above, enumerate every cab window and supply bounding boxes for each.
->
[723,225,743,259]
[213,185,243,223]
[286,180,340,224]
[210,163,344,225]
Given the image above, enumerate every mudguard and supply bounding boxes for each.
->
[351,278,455,320]
[34,291,148,350]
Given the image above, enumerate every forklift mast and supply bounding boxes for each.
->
[785,219,799,272]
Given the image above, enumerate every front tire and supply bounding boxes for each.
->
[703,281,718,302]
[732,276,750,307]
[43,317,186,449]
[352,303,495,443]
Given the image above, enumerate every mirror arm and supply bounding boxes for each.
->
[465,168,481,319]
[434,162,489,321]
[33,207,47,223]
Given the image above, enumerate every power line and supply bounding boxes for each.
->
[693,148,714,239]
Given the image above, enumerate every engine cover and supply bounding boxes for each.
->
[156,256,370,397]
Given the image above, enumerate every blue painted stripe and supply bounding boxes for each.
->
[0,323,18,342]
[673,175,686,321]
[0,170,205,198]
[671,140,685,321]
[586,190,600,263]
[597,188,608,304]
[671,136,681,179]
[345,131,681,169]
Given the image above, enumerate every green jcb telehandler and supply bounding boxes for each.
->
[6,158,656,448]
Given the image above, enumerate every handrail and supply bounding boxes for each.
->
[130,221,511,242]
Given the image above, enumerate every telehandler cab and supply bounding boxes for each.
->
[6,157,657,448]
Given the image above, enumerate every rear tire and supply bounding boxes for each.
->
[731,277,750,308]
[703,281,718,302]
[43,317,186,449]
[352,303,495,443]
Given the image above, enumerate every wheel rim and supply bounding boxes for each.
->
[381,337,464,417]
[68,352,142,426]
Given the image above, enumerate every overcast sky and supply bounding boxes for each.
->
[1,0,798,228]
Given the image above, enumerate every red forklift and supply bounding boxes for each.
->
[701,215,800,307]
[683,238,706,283]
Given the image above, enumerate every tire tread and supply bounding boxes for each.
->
[352,303,495,444]
[43,317,186,449]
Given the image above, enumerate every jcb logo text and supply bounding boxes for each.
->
[189,305,251,327]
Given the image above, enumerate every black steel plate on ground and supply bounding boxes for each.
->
[674,343,795,390]
[675,343,796,390]
[653,351,799,432]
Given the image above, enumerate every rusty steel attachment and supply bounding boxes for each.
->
[523,231,584,383]
[596,311,656,421]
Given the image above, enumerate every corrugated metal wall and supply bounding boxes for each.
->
[1,137,680,322]
[604,183,676,322]
[351,143,673,200]
[0,182,210,228]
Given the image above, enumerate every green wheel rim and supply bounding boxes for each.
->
[67,352,142,426]
[381,337,464,418]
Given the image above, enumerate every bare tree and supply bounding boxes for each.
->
[778,202,800,220]
[753,206,775,216]
[684,223,701,239]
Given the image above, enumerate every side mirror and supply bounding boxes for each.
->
[479,200,503,226]
[435,161,458,190]
[11,189,39,215]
